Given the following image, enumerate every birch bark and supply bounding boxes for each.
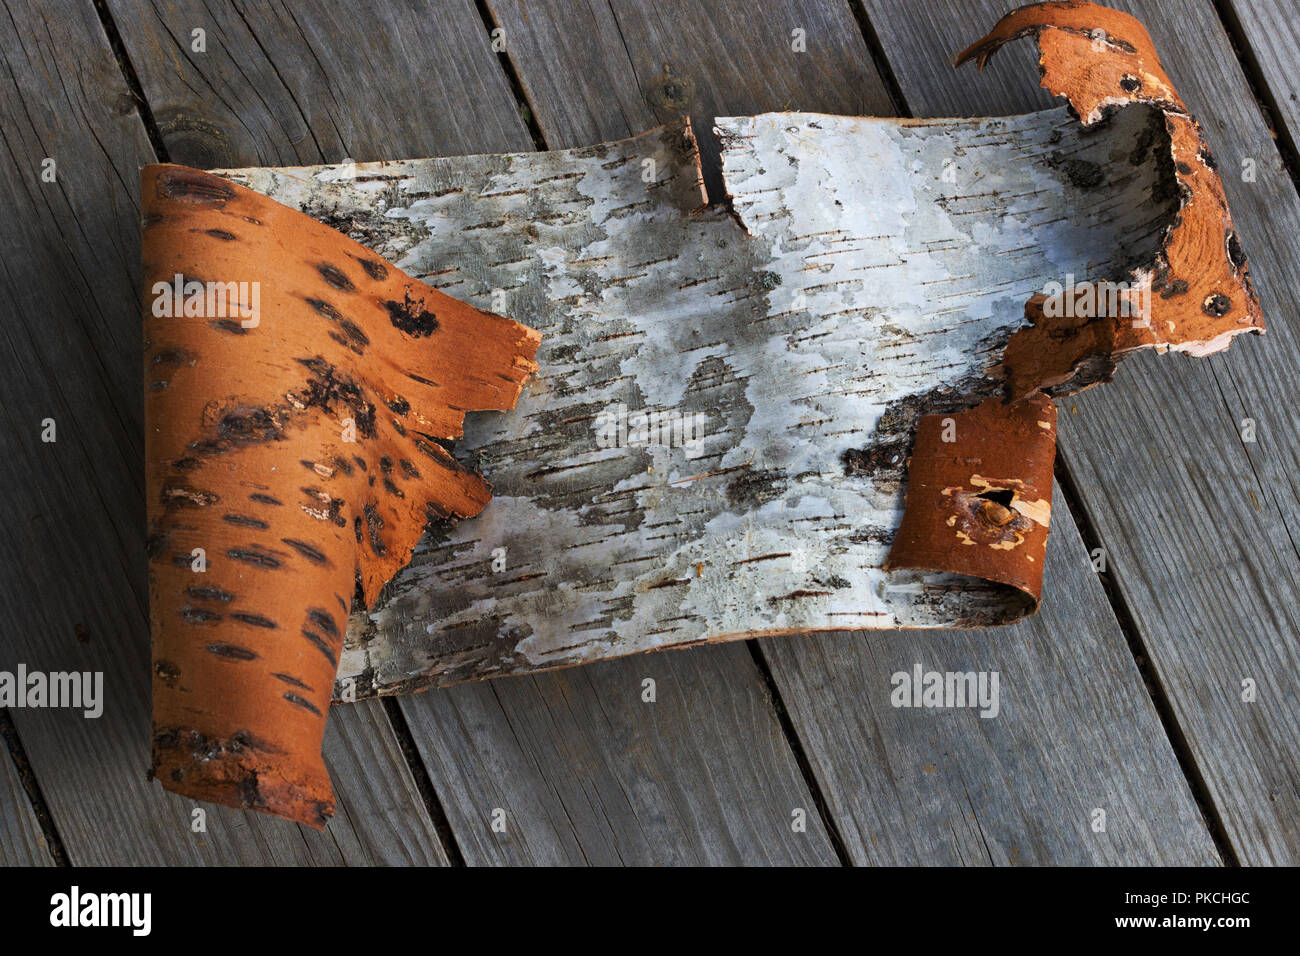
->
[218,104,1179,696]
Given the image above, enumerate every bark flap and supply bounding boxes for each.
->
[143,166,539,826]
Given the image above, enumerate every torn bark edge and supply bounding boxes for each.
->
[956,0,1264,400]
[887,1,1264,613]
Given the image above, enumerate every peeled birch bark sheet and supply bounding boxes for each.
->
[144,2,1263,823]
[221,106,1152,694]
[209,3,1260,699]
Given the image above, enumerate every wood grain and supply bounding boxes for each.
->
[762,485,1219,864]
[485,0,1221,863]
[0,731,55,866]
[0,0,448,863]
[105,0,527,166]
[402,644,837,864]
[319,700,452,865]
[861,0,1300,866]
[490,0,894,200]
[1227,0,1300,162]
[107,0,837,864]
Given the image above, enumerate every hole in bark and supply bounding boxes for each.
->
[974,488,1015,507]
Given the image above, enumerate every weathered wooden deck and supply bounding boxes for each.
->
[2,0,1297,866]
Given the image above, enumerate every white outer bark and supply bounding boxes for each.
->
[215,104,1175,696]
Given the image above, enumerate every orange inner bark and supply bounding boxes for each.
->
[143,165,540,827]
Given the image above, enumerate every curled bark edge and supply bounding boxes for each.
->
[142,165,540,827]
[886,0,1263,612]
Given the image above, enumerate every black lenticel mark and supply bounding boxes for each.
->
[151,347,193,366]
[301,629,338,667]
[273,672,312,690]
[399,459,421,479]
[339,319,370,348]
[1160,278,1190,299]
[317,263,356,292]
[1203,293,1232,317]
[230,611,278,629]
[162,484,219,508]
[222,513,270,529]
[208,317,248,335]
[384,292,439,336]
[283,692,322,716]
[304,296,342,320]
[355,256,388,280]
[282,538,328,565]
[206,643,258,661]
[226,547,281,569]
[157,168,235,205]
[154,660,181,684]
[186,586,235,603]
[307,607,339,639]
[205,228,237,240]
[217,405,283,444]
[249,492,282,506]
[181,606,222,625]
[364,503,387,556]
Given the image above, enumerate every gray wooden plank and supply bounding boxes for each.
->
[762,486,1218,864]
[486,0,1222,863]
[409,646,835,865]
[1226,0,1300,163]
[0,726,55,866]
[108,0,837,865]
[491,0,894,197]
[105,0,528,166]
[321,700,451,865]
[861,0,1300,866]
[0,0,447,863]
